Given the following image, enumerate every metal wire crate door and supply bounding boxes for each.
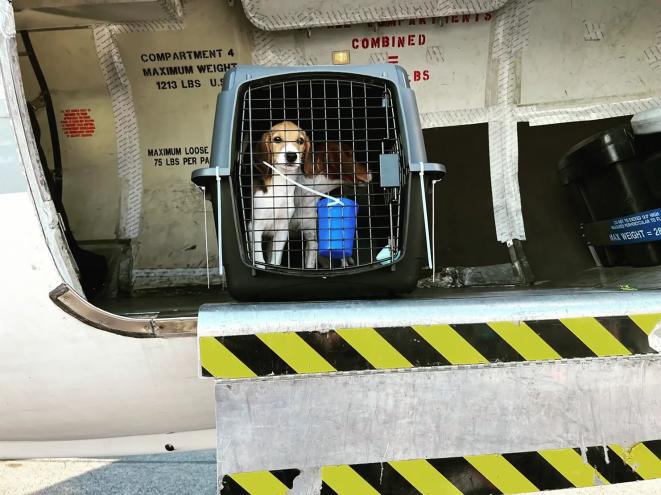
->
[235,76,405,274]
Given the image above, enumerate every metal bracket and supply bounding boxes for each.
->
[409,161,446,178]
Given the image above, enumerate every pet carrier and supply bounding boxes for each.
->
[192,64,445,301]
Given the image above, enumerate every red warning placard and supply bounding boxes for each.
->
[61,108,96,138]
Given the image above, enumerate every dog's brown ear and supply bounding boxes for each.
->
[338,142,371,183]
[254,131,272,176]
[340,147,354,182]
[303,132,315,176]
[252,131,272,192]
[354,162,372,183]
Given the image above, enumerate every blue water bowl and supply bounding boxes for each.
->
[317,197,358,259]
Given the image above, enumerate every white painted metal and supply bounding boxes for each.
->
[0,188,215,457]
[0,190,215,457]
[0,429,215,460]
[0,6,215,458]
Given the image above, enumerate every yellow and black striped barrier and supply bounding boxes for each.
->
[200,313,661,378]
[219,441,661,494]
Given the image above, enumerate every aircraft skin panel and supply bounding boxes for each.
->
[0,118,27,195]
[0,429,215,460]
[0,190,215,456]
[0,9,215,457]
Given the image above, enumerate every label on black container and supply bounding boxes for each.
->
[583,208,661,246]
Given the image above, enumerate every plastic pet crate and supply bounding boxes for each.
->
[193,64,445,301]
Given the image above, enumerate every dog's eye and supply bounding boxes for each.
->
[273,136,282,143]
[296,138,305,145]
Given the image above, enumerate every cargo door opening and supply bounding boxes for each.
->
[18,53,661,317]
[12,10,661,321]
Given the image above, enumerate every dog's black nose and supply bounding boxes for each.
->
[285,152,297,164]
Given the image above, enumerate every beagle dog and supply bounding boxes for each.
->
[291,141,372,269]
[249,121,310,266]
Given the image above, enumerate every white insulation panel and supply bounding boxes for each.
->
[520,0,661,105]
[253,15,494,122]
[241,0,509,31]
[110,0,252,273]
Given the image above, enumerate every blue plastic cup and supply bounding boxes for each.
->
[317,197,358,259]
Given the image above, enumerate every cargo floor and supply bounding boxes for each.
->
[91,265,661,319]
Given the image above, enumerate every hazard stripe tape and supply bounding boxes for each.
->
[220,469,299,495]
[583,446,641,484]
[630,314,661,335]
[230,471,290,495]
[219,441,661,495]
[337,328,414,370]
[538,449,609,487]
[559,317,632,357]
[256,332,336,374]
[487,322,561,361]
[412,324,489,365]
[200,313,661,378]
[388,459,462,495]
[199,336,256,379]
[611,443,661,479]
[464,454,539,493]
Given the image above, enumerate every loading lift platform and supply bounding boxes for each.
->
[198,289,661,494]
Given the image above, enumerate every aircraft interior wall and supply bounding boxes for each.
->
[13,0,661,314]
